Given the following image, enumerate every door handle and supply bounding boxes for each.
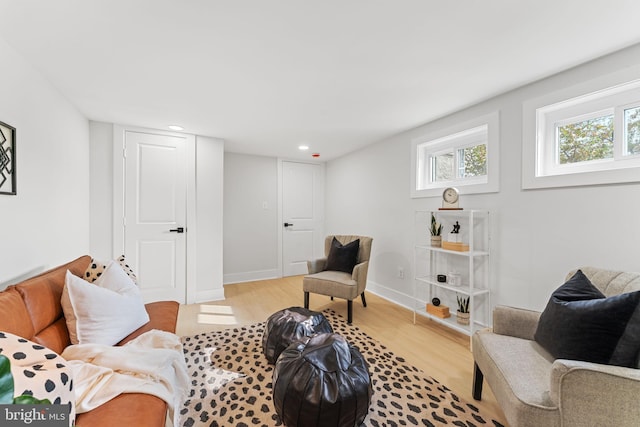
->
[169,227,185,233]
[284,222,294,227]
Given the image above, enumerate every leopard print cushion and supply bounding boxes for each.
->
[179,309,504,427]
[0,332,74,424]
[83,255,138,284]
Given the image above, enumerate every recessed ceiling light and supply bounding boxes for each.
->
[168,125,184,131]
[298,145,309,151]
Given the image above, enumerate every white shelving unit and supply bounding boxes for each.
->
[414,210,491,336]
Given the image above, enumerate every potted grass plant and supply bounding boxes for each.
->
[456,295,470,325]
[430,213,442,247]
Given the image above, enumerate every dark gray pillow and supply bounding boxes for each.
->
[325,237,360,274]
[534,269,640,368]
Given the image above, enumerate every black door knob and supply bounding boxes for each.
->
[169,227,185,233]
[284,223,294,227]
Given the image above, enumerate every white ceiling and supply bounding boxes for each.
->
[1,1,640,161]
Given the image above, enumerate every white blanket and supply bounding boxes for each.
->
[61,329,189,426]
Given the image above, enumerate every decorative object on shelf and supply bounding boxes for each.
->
[448,272,461,286]
[441,242,470,252]
[429,213,442,247]
[447,221,462,243]
[0,121,16,195]
[440,187,461,210]
[427,303,450,318]
[456,296,470,325]
[431,297,441,306]
[436,274,447,283]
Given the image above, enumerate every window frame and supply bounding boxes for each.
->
[523,78,640,189]
[411,111,499,198]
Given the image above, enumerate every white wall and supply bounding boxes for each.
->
[325,133,415,307]
[0,37,89,287]
[326,43,640,313]
[195,136,225,301]
[223,152,279,283]
[89,122,113,260]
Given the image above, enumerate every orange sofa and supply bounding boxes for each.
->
[0,255,180,427]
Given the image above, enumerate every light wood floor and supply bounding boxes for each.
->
[176,275,507,425]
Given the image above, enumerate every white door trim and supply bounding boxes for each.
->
[276,159,283,278]
[277,158,325,277]
[112,124,197,303]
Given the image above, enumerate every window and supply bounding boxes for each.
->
[523,79,640,189]
[556,111,613,165]
[420,125,487,186]
[411,112,499,198]
[459,143,487,178]
[624,106,640,155]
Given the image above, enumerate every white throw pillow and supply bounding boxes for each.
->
[61,262,149,345]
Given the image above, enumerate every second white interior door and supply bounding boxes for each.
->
[281,161,324,276]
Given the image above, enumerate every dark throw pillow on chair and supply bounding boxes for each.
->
[325,237,360,274]
[534,269,640,368]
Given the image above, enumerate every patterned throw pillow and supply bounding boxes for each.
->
[0,331,75,425]
[83,255,138,284]
[116,255,138,284]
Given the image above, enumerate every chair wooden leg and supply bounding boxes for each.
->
[472,362,484,400]
[304,292,309,309]
[347,300,353,324]
[361,292,367,307]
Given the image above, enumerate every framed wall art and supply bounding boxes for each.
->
[0,121,16,195]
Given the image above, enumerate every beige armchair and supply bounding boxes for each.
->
[303,235,372,324]
[472,267,640,427]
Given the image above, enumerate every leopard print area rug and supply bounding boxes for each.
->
[179,309,505,427]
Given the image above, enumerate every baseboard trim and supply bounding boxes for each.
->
[195,288,225,303]
[223,269,279,285]
[220,276,420,311]
[366,280,417,312]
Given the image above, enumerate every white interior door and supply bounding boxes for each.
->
[282,161,324,276]
[124,130,188,303]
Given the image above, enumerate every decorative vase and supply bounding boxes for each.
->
[456,311,470,325]
[448,272,461,286]
[430,235,442,247]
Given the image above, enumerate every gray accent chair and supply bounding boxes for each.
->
[472,267,640,427]
[303,235,372,324]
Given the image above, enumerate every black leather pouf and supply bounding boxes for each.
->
[273,333,373,427]
[262,306,333,364]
